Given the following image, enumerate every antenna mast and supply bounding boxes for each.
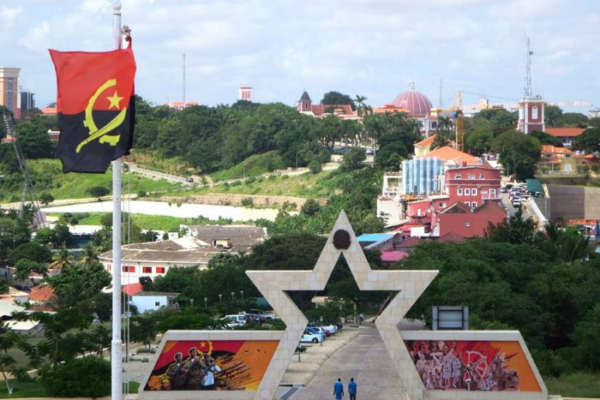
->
[438,78,443,109]
[182,53,186,102]
[524,38,533,98]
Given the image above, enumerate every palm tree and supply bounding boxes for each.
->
[51,245,74,271]
[437,116,453,132]
[354,95,368,118]
[80,244,99,267]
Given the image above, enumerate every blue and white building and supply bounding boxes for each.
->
[401,156,443,195]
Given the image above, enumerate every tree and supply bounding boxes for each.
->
[308,160,322,174]
[354,95,370,119]
[15,259,48,280]
[301,199,321,216]
[52,223,71,247]
[485,209,537,245]
[80,244,99,267]
[8,242,52,265]
[557,112,588,128]
[545,105,563,127]
[430,132,452,150]
[34,228,55,245]
[321,91,355,110]
[529,130,563,147]
[464,128,493,155]
[40,357,111,398]
[342,148,366,171]
[87,186,110,200]
[39,193,54,206]
[573,128,600,154]
[492,130,541,180]
[15,121,55,159]
[51,245,74,270]
[475,109,517,136]
[0,323,28,395]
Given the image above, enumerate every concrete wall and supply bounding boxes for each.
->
[545,184,600,220]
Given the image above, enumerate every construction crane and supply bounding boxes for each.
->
[461,92,593,113]
[1,111,45,227]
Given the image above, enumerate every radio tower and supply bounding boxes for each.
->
[524,37,533,98]
[182,53,186,102]
[438,78,443,109]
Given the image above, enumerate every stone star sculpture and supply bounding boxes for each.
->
[246,211,438,400]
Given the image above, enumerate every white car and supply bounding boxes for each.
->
[322,324,338,334]
[300,329,323,344]
[250,309,276,320]
[221,314,246,328]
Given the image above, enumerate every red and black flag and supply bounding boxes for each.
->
[49,44,136,173]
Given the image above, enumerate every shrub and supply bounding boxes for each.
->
[241,197,254,207]
[40,357,111,398]
[39,192,54,206]
[87,186,110,200]
[268,175,277,181]
[301,199,321,216]
[308,160,322,174]
[137,190,147,198]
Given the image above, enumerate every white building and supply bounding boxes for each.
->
[131,292,180,314]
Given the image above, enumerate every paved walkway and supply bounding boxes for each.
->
[287,327,404,400]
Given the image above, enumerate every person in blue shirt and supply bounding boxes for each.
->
[333,378,344,399]
[348,377,357,400]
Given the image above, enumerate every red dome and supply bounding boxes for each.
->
[391,82,432,117]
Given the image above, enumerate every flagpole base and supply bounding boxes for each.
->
[112,339,123,400]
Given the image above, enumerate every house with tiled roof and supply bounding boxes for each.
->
[433,201,506,237]
[414,134,437,157]
[545,128,585,148]
[296,91,357,120]
[538,145,578,174]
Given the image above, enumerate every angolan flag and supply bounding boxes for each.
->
[49,44,136,173]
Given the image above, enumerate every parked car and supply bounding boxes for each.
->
[322,324,338,335]
[310,326,331,337]
[221,314,246,328]
[512,199,523,208]
[244,314,263,324]
[366,149,375,155]
[300,329,323,343]
[305,327,326,342]
[250,309,276,320]
[501,186,508,193]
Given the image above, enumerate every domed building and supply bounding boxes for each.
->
[373,81,437,134]
[391,82,433,118]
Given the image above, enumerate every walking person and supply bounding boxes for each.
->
[333,378,344,399]
[348,377,357,400]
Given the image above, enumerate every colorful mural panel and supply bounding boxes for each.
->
[404,340,542,392]
[144,340,279,391]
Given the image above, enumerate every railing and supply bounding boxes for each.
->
[481,193,503,200]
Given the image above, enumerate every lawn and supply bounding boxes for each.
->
[210,151,284,181]
[0,380,48,398]
[545,372,600,397]
[1,159,180,203]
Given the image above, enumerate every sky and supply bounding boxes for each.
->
[1,0,599,112]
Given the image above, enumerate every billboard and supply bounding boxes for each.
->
[404,339,542,392]
[144,340,279,392]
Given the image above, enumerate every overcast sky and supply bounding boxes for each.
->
[2,0,599,112]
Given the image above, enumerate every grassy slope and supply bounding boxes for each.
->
[180,168,346,199]
[545,372,600,397]
[210,151,284,181]
[1,159,180,202]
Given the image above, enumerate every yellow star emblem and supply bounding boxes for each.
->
[200,341,207,348]
[106,90,124,110]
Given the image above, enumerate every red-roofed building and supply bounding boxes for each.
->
[433,201,506,237]
[296,91,357,120]
[380,251,409,265]
[414,134,437,157]
[545,128,585,148]
[428,146,481,166]
[538,145,578,174]
[40,107,57,116]
[165,101,200,110]
[28,285,56,305]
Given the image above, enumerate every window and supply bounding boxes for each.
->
[122,266,136,273]
[466,221,471,227]
[468,174,475,179]
[143,267,152,274]
[439,202,446,208]
[532,106,539,120]
[465,188,471,195]
[455,174,462,179]
[472,202,477,208]
[156,267,166,274]
[155,302,160,307]
[479,173,485,179]
[465,202,470,207]
[490,189,496,196]
[457,188,463,195]
[472,188,478,196]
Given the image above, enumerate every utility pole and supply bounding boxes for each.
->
[182,53,186,103]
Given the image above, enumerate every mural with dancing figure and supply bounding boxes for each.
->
[144,340,279,391]
[404,340,542,392]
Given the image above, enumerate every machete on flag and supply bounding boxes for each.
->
[49,41,136,173]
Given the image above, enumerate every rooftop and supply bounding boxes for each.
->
[545,127,585,138]
[357,233,396,242]
[185,225,267,251]
[132,291,180,297]
[414,134,437,148]
[541,145,573,154]
[428,146,480,165]
[28,285,55,303]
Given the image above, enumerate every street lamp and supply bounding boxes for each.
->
[231,292,235,301]
[204,297,208,309]
[319,316,324,347]
[190,298,194,307]
[240,290,244,299]
[218,294,223,304]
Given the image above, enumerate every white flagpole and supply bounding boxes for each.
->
[111,2,123,400]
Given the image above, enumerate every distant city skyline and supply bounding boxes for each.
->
[1,0,599,112]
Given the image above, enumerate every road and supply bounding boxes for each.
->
[288,327,404,400]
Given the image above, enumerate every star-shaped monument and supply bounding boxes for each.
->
[246,211,438,400]
[107,90,123,109]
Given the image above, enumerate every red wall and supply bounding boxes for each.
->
[446,166,501,208]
